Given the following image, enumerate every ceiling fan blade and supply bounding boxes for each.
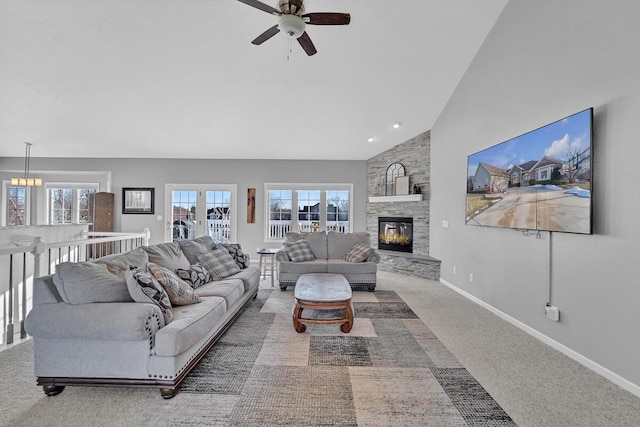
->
[251,25,280,45]
[302,12,351,25]
[297,32,317,56]
[237,0,281,16]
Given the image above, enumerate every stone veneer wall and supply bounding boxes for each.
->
[366,130,441,280]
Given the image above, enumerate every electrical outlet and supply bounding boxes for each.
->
[545,305,560,322]
[442,220,449,228]
[469,273,473,282]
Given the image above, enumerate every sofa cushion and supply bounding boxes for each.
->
[279,259,328,274]
[154,296,227,357]
[96,247,149,277]
[285,231,327,259]
[344,241,375,263]
[228,266,261,292]
[142,242,191,272]
[327,259,378,275]
[176,264,212,289]
[125,267,173,325]
[195,279,245,310]
[284,239,316,262]
[219,243,250,269]
[327,231,371,259]
[52,262,132,305]
[147,263,202,306]
[177,236,215,264]
[197,248,241,280]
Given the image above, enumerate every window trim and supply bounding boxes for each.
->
[264,182,353,242]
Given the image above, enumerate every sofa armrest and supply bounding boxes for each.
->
[275,247,290,262]
[366,251,381,263]
[25,302,163,341]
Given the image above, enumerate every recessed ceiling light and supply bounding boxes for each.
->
[367,137,375,143]
[393,123,401,129]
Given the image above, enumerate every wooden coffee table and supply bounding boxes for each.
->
[292,273,354,333]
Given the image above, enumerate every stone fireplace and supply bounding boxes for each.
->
[378,217,413,253]
[366,130,441,280]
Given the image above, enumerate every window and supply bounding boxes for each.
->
[7,186,26,226]
[166,184,237,243]
[47,184,98,224]
[265,183,353,241]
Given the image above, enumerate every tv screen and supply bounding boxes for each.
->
[466,108,593,234]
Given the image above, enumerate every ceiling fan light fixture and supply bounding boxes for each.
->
[278,14,305,38]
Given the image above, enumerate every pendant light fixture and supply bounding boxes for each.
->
[11,142,42,187]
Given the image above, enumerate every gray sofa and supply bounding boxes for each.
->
[25,236,259,399]
[276,231,380,291]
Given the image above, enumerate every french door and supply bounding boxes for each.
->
[165,184,237,243]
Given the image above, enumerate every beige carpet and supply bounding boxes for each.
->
[2,271,640,426]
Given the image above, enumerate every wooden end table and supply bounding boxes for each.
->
[292,273,354,333]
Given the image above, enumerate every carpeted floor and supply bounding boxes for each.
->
[134,289,514,426]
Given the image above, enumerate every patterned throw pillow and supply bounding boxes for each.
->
[147,263,201,305]
[220,243,250,269]
[125,266,173,325]
[176,263,212,289]
[284,239,316,262]
[197,248,241,281]
[344,242,375,263]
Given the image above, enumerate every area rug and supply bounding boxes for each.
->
[135,289,515,426]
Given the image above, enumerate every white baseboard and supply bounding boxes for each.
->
[439,278,640,398]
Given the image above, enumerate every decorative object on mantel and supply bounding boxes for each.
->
[247,188,256,223]
[395,176,410,195]
[385,162,405,196]
[11,142,42,187]
[413,184,422,194]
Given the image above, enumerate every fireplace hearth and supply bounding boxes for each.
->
[378,217,413,253]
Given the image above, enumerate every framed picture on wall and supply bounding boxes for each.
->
[122,188,155,214]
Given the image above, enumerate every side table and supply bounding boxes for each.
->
[257,248,279,287]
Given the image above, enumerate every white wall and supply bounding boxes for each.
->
[430,1,640,392]
[0,158,367,255]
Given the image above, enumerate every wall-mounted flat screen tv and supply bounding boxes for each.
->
[466,108,593,234]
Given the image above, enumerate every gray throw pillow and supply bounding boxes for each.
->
[147,262,201,305]
[142,242,191,272]
[53,262,132,304]
[284,239,316,262]
[219,243,250,269]
[125,267,173,326]
[177,236,215,265]
[176,264,212,289]
[344,242,375,263]
[197,248,241,280]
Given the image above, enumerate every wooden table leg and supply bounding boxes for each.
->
[340,301,354,333]
[292,302,306,333]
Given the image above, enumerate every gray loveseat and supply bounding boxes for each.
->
[25,236,259,398]
[276,231,380,292]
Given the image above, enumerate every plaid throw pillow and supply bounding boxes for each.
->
[147,263,201,306]
[197,248,241,281]
[176,263,212,289]
[344,242,375,263]
[284,239,316,262]
[125,266,173,325]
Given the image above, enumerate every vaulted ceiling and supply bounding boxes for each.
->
[0,0,507,160]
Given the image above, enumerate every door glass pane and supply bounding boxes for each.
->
[172,191,196,241]
[268,190,292,239]
[206,191,231,243]
[326,190,349,233]
[297,190,321,232]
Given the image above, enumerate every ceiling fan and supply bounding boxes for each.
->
[237,0,351,56]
